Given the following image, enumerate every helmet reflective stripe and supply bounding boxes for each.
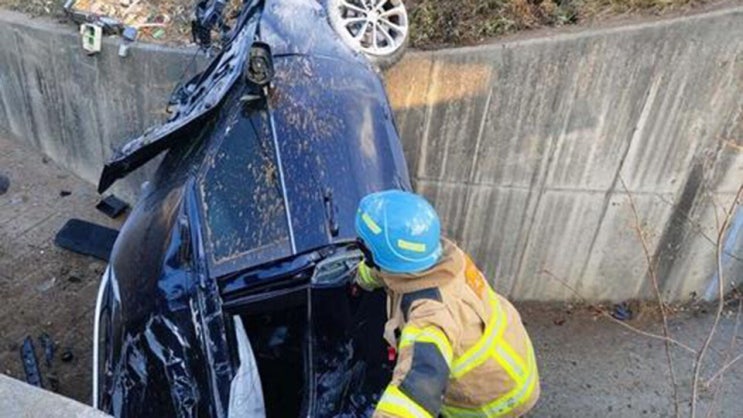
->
[355,190,442,274]
[398,239,427,253]
[361,212,382,235]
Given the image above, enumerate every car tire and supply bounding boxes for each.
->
[326,0,409,70]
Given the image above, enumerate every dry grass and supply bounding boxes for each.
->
[0,0,717,46]
[407,0,707,47]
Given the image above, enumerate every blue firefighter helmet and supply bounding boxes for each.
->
[355,190,443,274]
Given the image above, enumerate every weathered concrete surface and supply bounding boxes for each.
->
[1,8,742,301]
[387,7,743,301]
[0,374,109,417]
[0,10,203,202]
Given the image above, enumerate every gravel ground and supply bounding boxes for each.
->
[0,134,124,403]
[0,134,741,416]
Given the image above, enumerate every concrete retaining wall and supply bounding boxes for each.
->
[1,8,742,301]
[387,7,743,301]
[0,11,202,201]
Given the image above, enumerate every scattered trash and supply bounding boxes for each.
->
[0,174,9,196]
[96,195,129,218]
[38,333,55,368]
[61,349,74,363]
[64,0,184,44]
[21,337,43,387]
[55,219,119,262]
[80,23,103,54]
[60,190,72,197]
[611,302,633,321]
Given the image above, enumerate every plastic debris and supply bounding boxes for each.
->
[152,28,165,39]
[80,23,103,54]
[0,174,9,195]
[21,337,43,387]
[611,302,633,321]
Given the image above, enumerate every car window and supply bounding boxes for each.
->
[199,105,291,268]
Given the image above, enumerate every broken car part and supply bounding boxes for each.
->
[55,219,119,262]
[96,195,129,218]
[21,336,43,388]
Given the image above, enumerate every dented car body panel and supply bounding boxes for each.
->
[95,0,408,416]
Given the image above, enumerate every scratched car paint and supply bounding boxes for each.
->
[93,0,411,416]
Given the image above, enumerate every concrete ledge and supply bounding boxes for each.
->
[1,7,742,301]
[0,374,108,417]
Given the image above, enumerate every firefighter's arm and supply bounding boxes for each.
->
[374,298,460,418]
[355,263,384,291]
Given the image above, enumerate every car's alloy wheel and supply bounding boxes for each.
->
[328,0,409,69]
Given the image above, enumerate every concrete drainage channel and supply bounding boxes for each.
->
[0,5,743,417]
[2,7,742,303]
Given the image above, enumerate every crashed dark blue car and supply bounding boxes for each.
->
[92,0,412,416]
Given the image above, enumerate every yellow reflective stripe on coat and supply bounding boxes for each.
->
[377,385,433,418]
[357,263,382,290]
[442,345,538,417]
[399,325,453,366]
[451,293,506,378]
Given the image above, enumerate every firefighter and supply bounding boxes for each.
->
[354,190,540,417]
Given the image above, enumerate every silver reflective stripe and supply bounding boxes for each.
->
[451,296,503,378]
[495,345,525,381]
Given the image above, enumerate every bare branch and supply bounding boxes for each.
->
[540,270,697,354]
[691,184,743,418]
[620,177,681,418]
[706,352,743,387]
[705,296,741,418]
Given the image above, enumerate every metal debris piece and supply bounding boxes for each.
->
[21,337,43,387]
[96,195,129,218]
